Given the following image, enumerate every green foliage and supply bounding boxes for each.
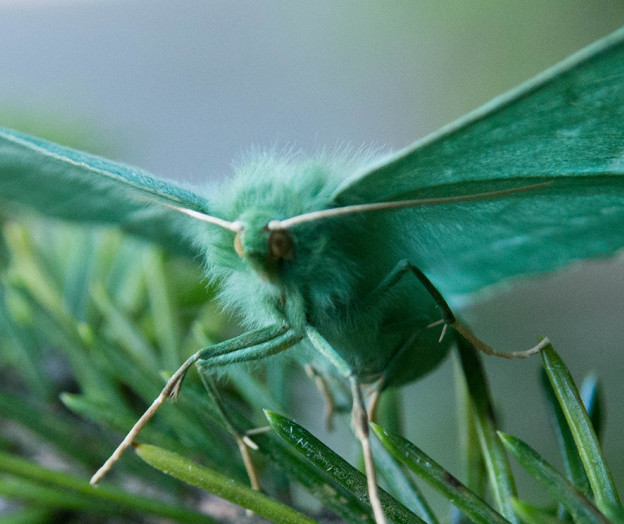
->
[1,222,621,523]
[135,444,313,524]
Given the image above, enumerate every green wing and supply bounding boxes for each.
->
[0,127,207,256]
[332,26,624,299]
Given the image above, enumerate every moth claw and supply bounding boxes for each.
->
[169,378,184,400]
[438,323,448,343]
[242,435,259,450]
[245,426,271,436]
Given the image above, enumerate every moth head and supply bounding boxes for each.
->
[232,217,295,282]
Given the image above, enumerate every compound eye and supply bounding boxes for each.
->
[269,230,295,260]
[234,231,244,257]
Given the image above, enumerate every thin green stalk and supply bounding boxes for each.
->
[540,369,590,496]
[542,345,623,519]
[499,432,610,523]
[580,374,604,441]
[143,249,182,371]
[0,390,105,466]
[456,338,518,523]
[509,499,561,524]
[371,437,439,524]
[266,410,423,524]
[0,507,52,524]
[135,443,315,524]
[0,477,122,515]
[372,423,508,524]
[454,355,487,497]
[0,451,215,523]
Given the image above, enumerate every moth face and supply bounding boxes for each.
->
[233,223,295,282]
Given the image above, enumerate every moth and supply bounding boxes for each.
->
[1,26,623,524]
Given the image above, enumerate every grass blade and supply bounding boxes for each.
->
[372,423,508,524]
[456,338,518,523]
[454,355,487,497]
[60,392,184,455]
[0,507,52,524]
[541,345,623,519]
[265,410,423,523]
[143,249,181,371]
[0,451,215,523]
[0,390,104,466]
[581,374,604,441]
[0,476,122,515]
[509,499,561,524]
[135,443,315,524]
[371,437,439,523]
[498,432,610,523]
[0,291,52,397]
[90,282,158,370]
[250,429,375,523]
[540,369,590,496]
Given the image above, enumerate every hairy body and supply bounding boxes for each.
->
[196,153,452,386]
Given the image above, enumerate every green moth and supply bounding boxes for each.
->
[1,26,624,524]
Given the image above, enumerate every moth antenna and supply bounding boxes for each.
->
[163,203,244,232]
[269,181,552,230]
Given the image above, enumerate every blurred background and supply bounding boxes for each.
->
[1,0,624,515]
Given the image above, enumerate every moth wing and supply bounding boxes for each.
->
[0,126,210,256]
[331,27,624,300]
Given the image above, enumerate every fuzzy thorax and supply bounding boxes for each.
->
[189,151,450,383]
[197,152,368,331]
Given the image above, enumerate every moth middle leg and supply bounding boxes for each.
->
[306,326,388,524]
[366,259,549,360]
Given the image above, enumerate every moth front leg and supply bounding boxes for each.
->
[90,324,303,486]
[193,326,304,491]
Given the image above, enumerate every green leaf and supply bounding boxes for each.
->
[0,292,51,397]
[454,356,487,498]
[541,344,623,518]
[0,451,215,523]
[456,338,518,523]
[250,429,374,523]
[90,282,159,370]
[60,393,182,455]
[265,410,423,524]
[135,443,315,524]
[581,374,604,442]
[371,437,439,524]
[0,507,52,524]
[508,499,562,524]
[143,249,182,371]
[0,477,121,515]
[372,423,508,524]
[0,390,104,466]
[540,369,590,496]
[499,432,610,523]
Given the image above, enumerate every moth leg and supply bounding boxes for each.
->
[198,372,262,491]
[90,324,303,486]
[367,383,382,425]
[304,364,336,431]
[306,327,387,524]
[367,331,419,423]
[369,260,549,360]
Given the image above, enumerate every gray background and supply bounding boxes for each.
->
[2,0,624,510]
